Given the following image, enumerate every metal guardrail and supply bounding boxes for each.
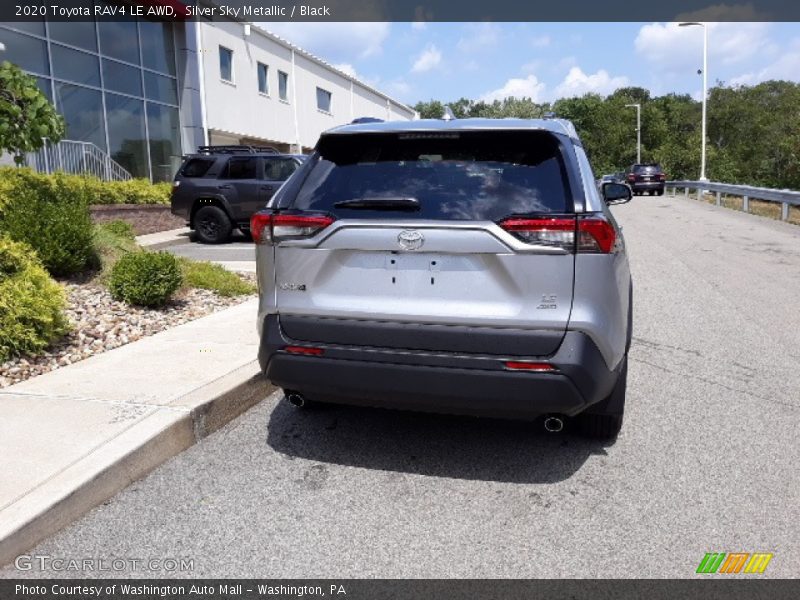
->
[25,139,132,181]
[668,180,800,221]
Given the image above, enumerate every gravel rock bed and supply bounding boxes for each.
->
[0,276,256,389]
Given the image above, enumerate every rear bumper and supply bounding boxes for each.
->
[630,181,664,192]
[259,315,621,420]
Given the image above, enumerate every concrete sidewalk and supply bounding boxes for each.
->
[0,298,272,567]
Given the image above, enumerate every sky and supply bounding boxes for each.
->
[262,22,800,106]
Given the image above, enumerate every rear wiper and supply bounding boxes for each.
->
[333,197,420,211]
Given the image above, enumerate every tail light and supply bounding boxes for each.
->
[658,173,666,181]
[498,216,617,254]
[627,174,636,182]
[499,217,576,251]
[250,212,335,244]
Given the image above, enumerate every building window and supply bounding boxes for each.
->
[219,46,233,82]
[316,87,332,113]
[278,70,289,101]
[257,63,269,95]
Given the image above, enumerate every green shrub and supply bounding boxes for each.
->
[109,251,182,307]
[0,236,69,362]
[179,258,256,297]
[78,176,170,205]
[0,167,95,277]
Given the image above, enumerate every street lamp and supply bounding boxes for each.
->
[679,21,708,181]
[624,103,641,164]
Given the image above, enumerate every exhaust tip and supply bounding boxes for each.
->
[543,416,564,433]
[286,392,307,408]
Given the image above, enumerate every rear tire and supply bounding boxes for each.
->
[578,355,627,440]
[578,413,623,439]
[194,205,232,244]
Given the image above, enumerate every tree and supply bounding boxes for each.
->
[0,61,65,164]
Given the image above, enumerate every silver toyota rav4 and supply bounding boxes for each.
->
[253,116,633,438]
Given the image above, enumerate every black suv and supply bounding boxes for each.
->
[171,146,305,243]
[626,163,666,196]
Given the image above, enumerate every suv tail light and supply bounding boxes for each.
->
[658,173,666,181]
[498,216,617,254]
[251,212,335,244]
[499,217,576,251]
[627,174,636,182]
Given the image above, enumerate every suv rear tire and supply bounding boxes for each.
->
[194,205,232,244]
[578,355,627,439]
[578,413,623,439]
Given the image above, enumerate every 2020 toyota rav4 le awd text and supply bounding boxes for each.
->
[252,117,633,439]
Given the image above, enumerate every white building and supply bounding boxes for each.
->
[0,13,416,181]
[195,20,417,153]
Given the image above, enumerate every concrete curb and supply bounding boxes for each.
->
[0,362,274,568]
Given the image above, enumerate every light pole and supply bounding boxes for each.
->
[679,21,708,181]
[624,103,641,164]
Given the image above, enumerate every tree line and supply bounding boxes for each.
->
[413,81,800,189]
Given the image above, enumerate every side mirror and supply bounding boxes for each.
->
[602,182,632,205]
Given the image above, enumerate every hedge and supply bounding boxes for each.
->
[0,168,96,276]
[0,167,171,206]
[0,236,69,362]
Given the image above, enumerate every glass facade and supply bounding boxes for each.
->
[0,19,182,181]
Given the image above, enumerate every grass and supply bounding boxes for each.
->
[695,192,800,226]
[178,257,256,297]
[92,221,139,281]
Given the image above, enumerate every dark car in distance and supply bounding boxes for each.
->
[626,163,666,196]
[170,145,305,243]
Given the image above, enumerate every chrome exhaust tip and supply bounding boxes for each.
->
[543,416,564,433]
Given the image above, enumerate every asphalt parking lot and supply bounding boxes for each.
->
[4,195,799,578]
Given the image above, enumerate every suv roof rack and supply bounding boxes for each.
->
[197,145,280,155]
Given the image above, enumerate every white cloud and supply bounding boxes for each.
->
[262,23,390,60]
[521,60,543,73]
[387,79,412,97]
[634,22,771,71]
[553,56,578,73]
[457,23,501,52]
[411,44,442,73]
[729,40,800,86]
[553,67,629,98]
[531,35,551,48]
[480,75,547,102]
[333,63,358,78]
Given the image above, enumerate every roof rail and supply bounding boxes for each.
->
[351,117,384,124]
[196,145,280,155]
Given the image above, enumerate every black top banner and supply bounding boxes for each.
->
[2,0,800,22]
[3,580,800,600]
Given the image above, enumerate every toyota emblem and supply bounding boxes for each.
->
[397,230,424,251]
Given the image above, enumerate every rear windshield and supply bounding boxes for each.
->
[633,164,662,173]
[289,131,573,220]
[180,158,215,178]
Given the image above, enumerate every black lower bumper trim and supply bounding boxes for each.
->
[258,315,621,419]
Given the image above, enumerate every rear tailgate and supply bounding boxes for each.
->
[274,220,574,355]
[269,129,581,356]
